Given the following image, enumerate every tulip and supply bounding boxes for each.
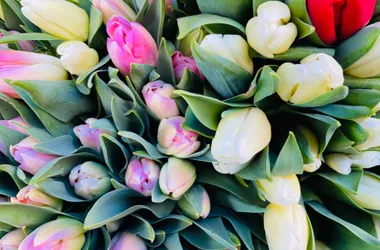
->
[374,216,380,240]
[264,203,309,250]
[306,0,376,45]
[57,41,99,75]
[0,229,26,250]
[21,0,89,41]
[10,136,58,175]
[125,156,160,196]
[0,31,36,51]
[297,126,322,172]
[93,0,136,24]
[148,0,174,16]
[141,81,180,119]
[246,1,297,58]
[316,241,331,250]
[73,118,110,151]
[211,108,271,174]
[69,161,111,199]
[172,51,204,82]
[106,219,122,233]
[276,53,344,104]
[159,157,196,199]
[177,184,211,220]
[354,117,380,151]
[256,175,301,206]
[200,34,254,74]
[0,116,30,135]
[107,16,158,76]
[325,151,380,175]
[345,173,380,210]
[18,217,85,250]
[10,185,63,211]
[176,28,206,57]
[157,116,201,157]
[110,232,147,250]
[0,50,68,98]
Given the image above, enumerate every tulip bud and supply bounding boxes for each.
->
[345,173,380,210]
[200,34,254,74]
[264,203,309,250]
[93,0,136,24]
[276,53,344,104]
[0,50,68,98]
[177,184,210,220]
[57,41,99,75]
[106,219,122,233]
[125,156,160,196]
[141,81,180,120]
[0,116,30,135]
[316,241,331,250]
[211,108,271,174]
[0,31,36,51]
[18,217,85,250]
[176,28,206,57]
[159,157,196,199]
[21,0,89,41]
[354,117,380,151]
[246,1,297,58]
[256,175,301,206]
[157,116,201,157]
[172,51,204,82]
[11,185,63,211]
[73,118,110,151]
[325,151,380,175]
[297,126,322,172]
[110,232,147,250]
[0,229,26,250]
[69,161,111,199]
[10,137,58,175]
[107,16,158,76]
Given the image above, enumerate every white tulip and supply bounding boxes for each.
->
[346,173,380,210]
[297,126,322,172]
[246,1,297,58]
[355,117,380,151]
[326,152,380,175]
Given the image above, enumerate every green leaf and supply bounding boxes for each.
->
[291,17,316,40]
[145,230,166,248]
[126,215,155,242]
[291,86,349,108]
[0,32,61,44]
[163,233,184,250]
[326,129,357,154]
[76,56,110,86]
[236,146,271,181]
[129,64,156,93]
[196,0,252,23]
[313,105,373,120]
[253,66,280,104]
[1,0,38,32]
[317,171,363,194]
[0,165,25,197]
[340,89,380,109]
[182,107,215,139]
[150,215,193,234]
[141,0,165,44]
[156,38,175,85]
[250,46,335,61]
[88,5,106,49]
[35,177,87,202]
[151,181,176,203]
[34,135,80,156]
[344,75,380,90]
[0,124,26,158]
[119,131,166,159]
[0,164,25,190]
[340,120,370,146]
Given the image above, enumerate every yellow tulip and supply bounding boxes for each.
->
[256,175,300,205]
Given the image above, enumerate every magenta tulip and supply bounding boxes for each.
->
[11,185,63,210]
[110,232,147,250]
[73,118,109,151]
[93,0,136,24]
[0,31,36,51]
[106,16,158,76]
[172,51,204,82]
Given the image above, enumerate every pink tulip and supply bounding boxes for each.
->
[157,116,201,157]
[0,116,30,135]
[172,51,204,82]
[10,136,58,175]
[73,118,109,151]
[0,50,68,98]
[148,0,173,15]
[0,229,26,250]
[110,232,147,250]
[106,16,158,76]
[125,156,160,196]
[93,0,136,24]
[141,81,179,119]
[0,31,36,51]
[11,185,63,210]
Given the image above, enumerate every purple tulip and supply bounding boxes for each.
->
[110,232,147,250]
[172,51,204,82]
[73,118,109,151]
[0,31,36,51]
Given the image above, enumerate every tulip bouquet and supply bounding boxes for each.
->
[0,0,379,249]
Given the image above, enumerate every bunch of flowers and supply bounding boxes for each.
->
[0,0,378,249]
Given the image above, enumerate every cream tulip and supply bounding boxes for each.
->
[354,117,380,151]
[325,151,380,175]
[345,173,380,210]
[297,126,322,172]
[277,53,344,104]
[246,1,297,58]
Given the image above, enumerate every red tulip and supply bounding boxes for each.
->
[307,0,376,45]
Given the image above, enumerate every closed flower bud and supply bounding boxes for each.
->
[176,28,206,57]
[211,108,271,174]
[264,203,309,250]
[10,137,58,175]
[200,34,254,74]
[93,0,136,24]
[125,156,160,196]
[297,126,322,172]
[159,157,196,199]
[110,232,147,250]
[106,219,122,233]
[354,117,380,151]
[73,118,109,151]
[141,81,180,120]
[11,185,63,211]
[345,173,380,210]
[0,229,26,250]
[107,16,158,76]
[69,161,111,199]
[277,53,344,104]
[57,41,99,75]
[0,31,36,51]
[256,175,301,206]
[18,217,85,250]
[177,184,210,220]
[21,0,89,41]
[157,116,201,157]
[0,50,68,98]
[325,151,380,175]
[0,116,30,135]
[172,51,204,82]
[246,1,297,58]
